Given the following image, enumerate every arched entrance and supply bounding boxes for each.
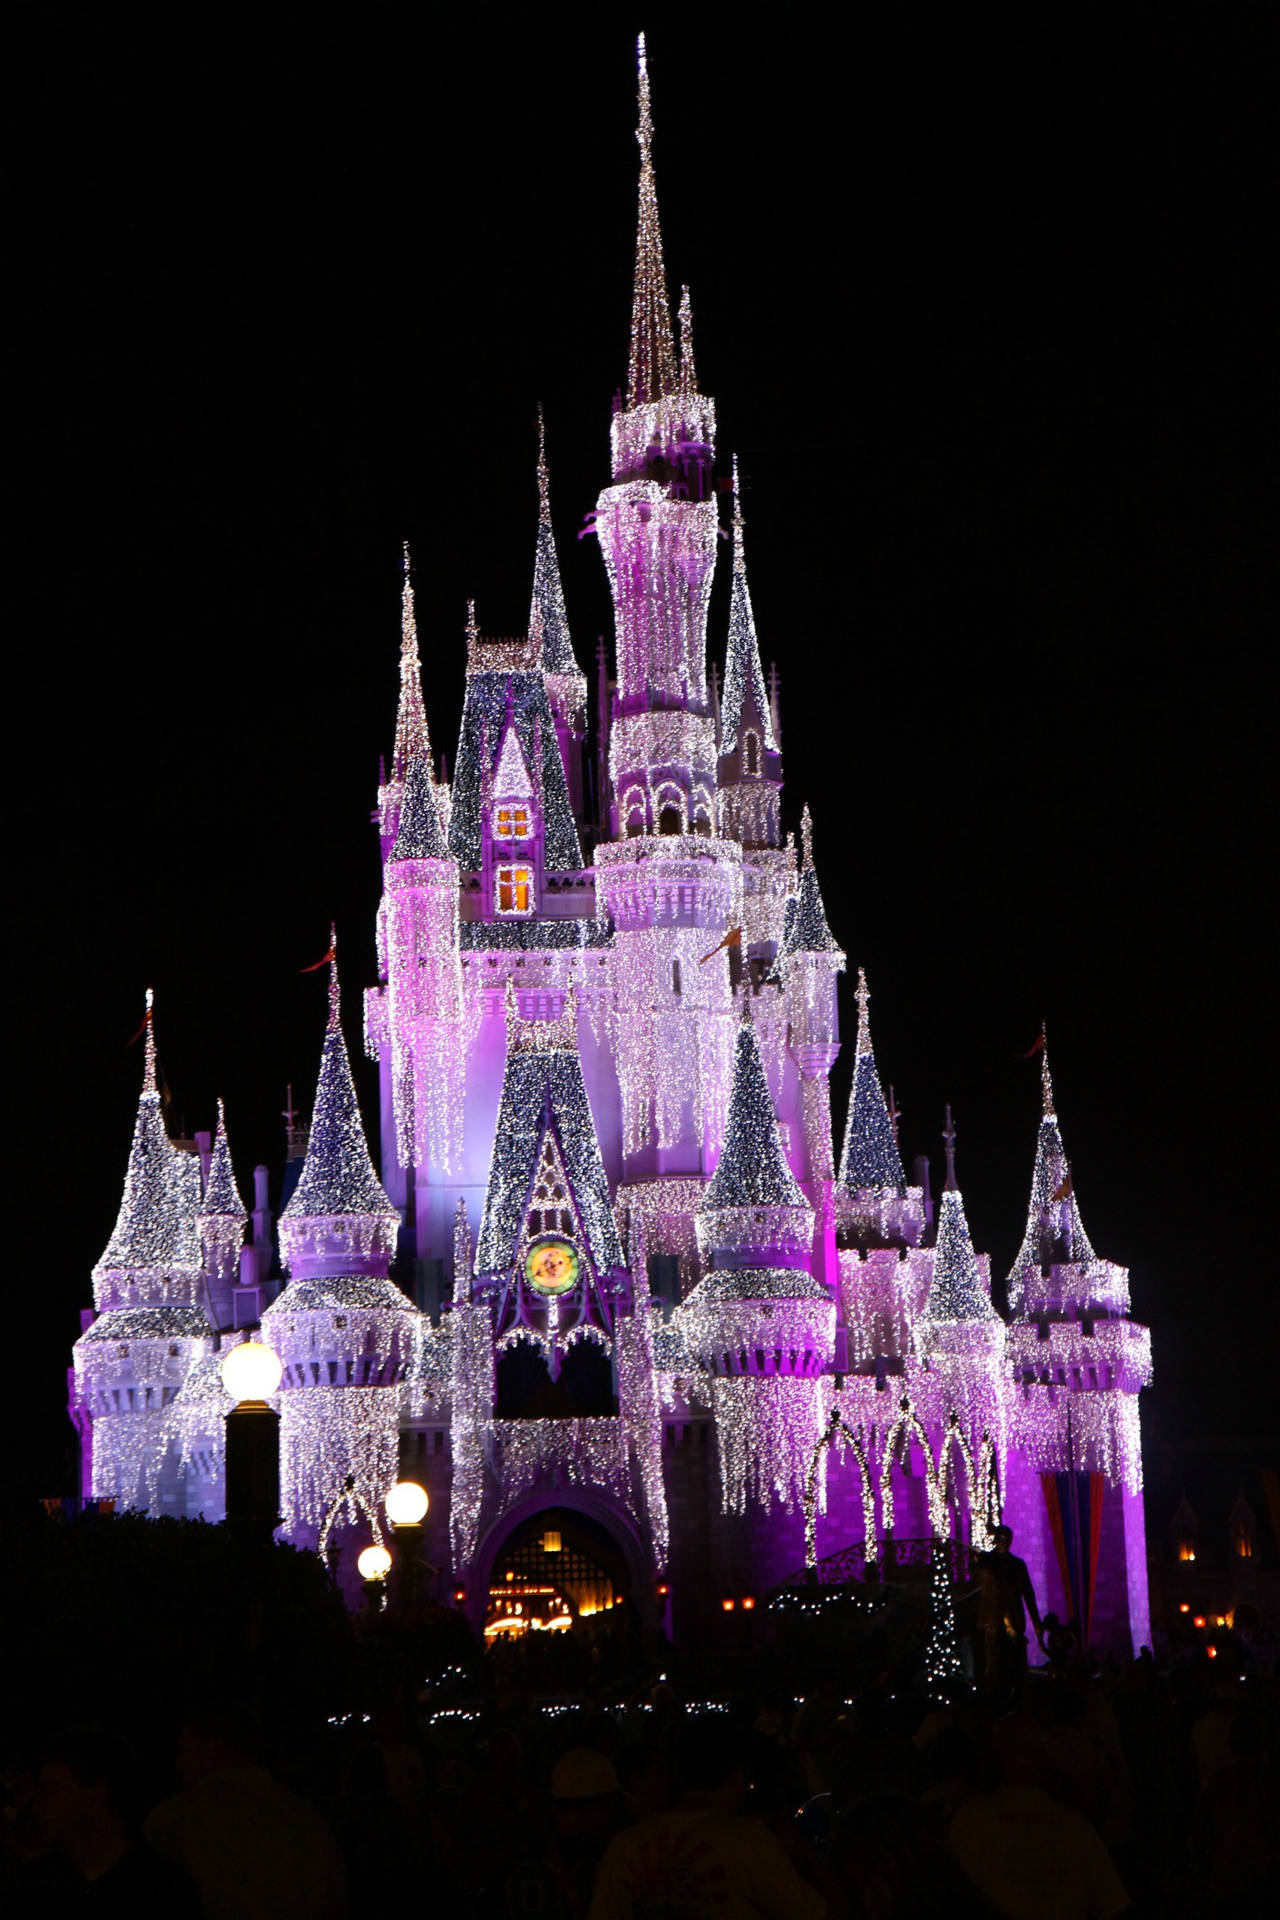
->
[470,1490,654,1646]
[484,1507,630,1644]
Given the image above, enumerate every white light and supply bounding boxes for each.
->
[357,1544,392,1582]
[219,1340,283,1404]
[385,1479,429,1525]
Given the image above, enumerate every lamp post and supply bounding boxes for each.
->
[357,1543,392,1611]
[385,1480,432,1615]
[220,1340,283,1551]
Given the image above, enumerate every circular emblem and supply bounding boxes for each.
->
[525,1240,580,1296]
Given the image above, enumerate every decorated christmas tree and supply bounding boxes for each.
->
[925,1541,965,1700]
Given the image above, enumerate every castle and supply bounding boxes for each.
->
[69,39,1152,1655]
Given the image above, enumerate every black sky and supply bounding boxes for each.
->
[10,12,1275,1494]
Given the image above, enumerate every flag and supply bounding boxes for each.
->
[1020,1032,1046,1058]
[300,942,336,974]
[699,926,742,966]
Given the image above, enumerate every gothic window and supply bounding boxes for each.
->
[744,729,759,775]
[495,803,532,840]
[496,865,533,914]
[658,804,683,836]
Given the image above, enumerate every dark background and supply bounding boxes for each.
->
[10,12,1274,1497]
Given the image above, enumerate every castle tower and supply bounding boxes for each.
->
[679,1011,831,1513]
[1002,1040,1153,1651]
[262,938,418,1558]
[196,1097,247,1331]
[717,462,782,854]
[72,991,212,1511]
[376,543,434,863]
[597,36,718,836]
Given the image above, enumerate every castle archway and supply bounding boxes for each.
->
[470,1490,653,1642]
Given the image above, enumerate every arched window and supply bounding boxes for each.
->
[658,804,683,836]
[744,729,759,775]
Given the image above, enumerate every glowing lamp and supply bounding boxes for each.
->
[1178,1603,1190,1614]
[1206,1645,1218,1660]
[656,1583,669,1597]
[742,1596,756,1611]
[453,1588,466,1605]
[1193,1616,1207,1629]
[385,1480,429,1526]
[357,1545,392,1583]
[220,1341,283,1404]
[722,1598,735,1612]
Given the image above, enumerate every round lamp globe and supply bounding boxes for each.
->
[357,1544,393,1583]
[220,1340,283,1404]
[385,1480,429,1526]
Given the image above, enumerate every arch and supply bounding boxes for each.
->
[935,1412,976,1542]
[743,729,760,775]
[655,784,685,837]
[879,1396,943,1537]
[469,1485,654,1637]
[803,1403,876,1573]
[976,1432,1001,1549]
[620,786,646,838]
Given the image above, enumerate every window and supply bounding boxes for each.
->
[658,804,683,836]
[496,865,533,914]
[495,804,532,840]
[744,729,759,774]
[672,959,682,996]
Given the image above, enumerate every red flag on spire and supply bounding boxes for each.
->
[299,940,336,974]
[1020,1032,1046,1058]
[699,926,742,966]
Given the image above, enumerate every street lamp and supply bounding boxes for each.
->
[357,1543,392,1610]
[385,1480,432,1613]
[220,1341,283,1550]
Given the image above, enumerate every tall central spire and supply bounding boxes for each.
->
[628,34,676,408]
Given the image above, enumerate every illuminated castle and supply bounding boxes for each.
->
[70,39,1152,1653]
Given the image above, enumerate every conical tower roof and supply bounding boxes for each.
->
[391,542,432,784]
[703,1017,805,1211]
[531,408,579,677]
[720,459,776,756]
[1005,1037,1095,1311]
[197,1097,246,1222]
[390,748,448,861]
[627,34,676,407]
[94,991,203,1284]
[781,809,842,957]
[281,938,398,1227]
[921,1188,998,1324]
[838,969,906,1193]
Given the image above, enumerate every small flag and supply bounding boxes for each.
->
[300,942,336,974]
[126,1005,152,1047]
[1020,1032,1046,1058]
[699,926,742,966]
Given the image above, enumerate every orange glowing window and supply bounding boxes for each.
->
[1178,1543,1196,1562]
[496,804,531,840]
[1236,1531,1253,1559]
[722,1597,735,1612]
[1193,1615,1207,1629]
[496,865,533,914]
[1206,1645,1218,1659]
[741,1596,756,1611]
[1178,1603,1191,1614]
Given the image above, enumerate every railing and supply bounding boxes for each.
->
[769,1534,978,1601]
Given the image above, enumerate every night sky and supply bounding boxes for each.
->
[11,14,1274,1497]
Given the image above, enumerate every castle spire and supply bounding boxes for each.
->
[390,742,448,861]
[279,930,398,1255]
[702,1020,806,1212]
[530,407,579,676]
[780,807,841,956]
[627,33,676,408]
[942,1104,958,1192]
[678,285,697,393]
[838,968,906,1194]
[198,1097,246,1223]
[1005,1041,1096,1311]
[719,457,776,756]
[93,990,203,1295]
[920,1185,998,1325]
[392,542,431,784]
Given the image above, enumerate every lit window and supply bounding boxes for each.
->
[744,730,759,774]
[1235,1530,1253,1559]
[1178,1542,1196,1563]
[495,804,531,840]
[542,1531,562,1553]
[496,866,533,914]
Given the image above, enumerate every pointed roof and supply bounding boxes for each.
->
[780,809,842,957]
[198,1098,246,1222]
[390,748,448,861]
[921,1188,998,1324]
[391,542,431,783]
[448,669,583,871]
[531,408,579,677]
[627,34,676,407]
[719,459,776,756]
[94,990,203,1281]
[475,987,623,1278]
[280,936,398,1225]
[1006,1036,1095,1309]
[838,970,907,1194]
[702,1018,805,1211]
[493,716,534,797]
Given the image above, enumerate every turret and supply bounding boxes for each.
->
[263,937,418,1554]
[596,37,718,837]
[196,1097,247,1329]
[377,542,434,862]
[73,991,213,1509]
[836,969,926,1249]
[717,461,782,851]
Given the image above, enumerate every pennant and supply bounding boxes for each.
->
[1020,1032,1046,1058]
[699,926,742,966]
[299,943,336,974]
